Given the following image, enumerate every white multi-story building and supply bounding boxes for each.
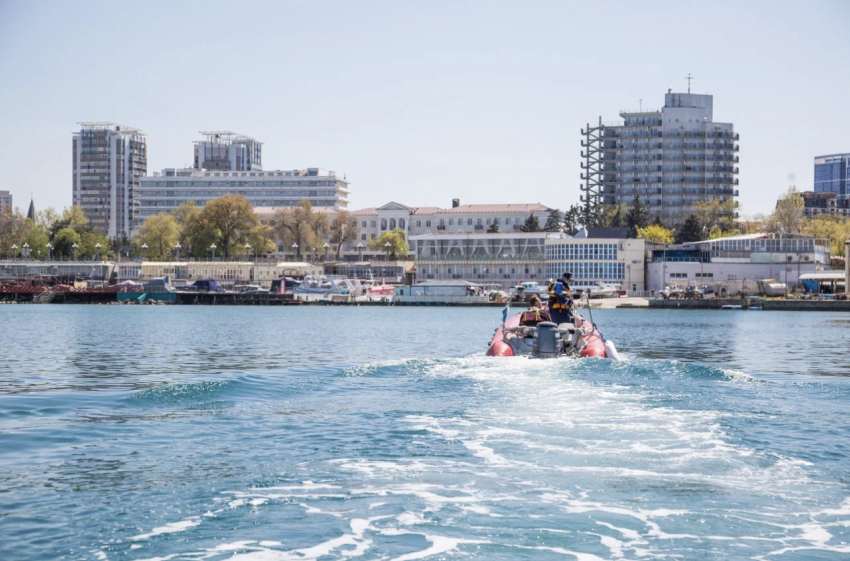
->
[545,232,648,293]
[72,123,147,237]
[256,200,553,250]
[646,233,831,292]
[137,167,350,227]
[194,131,263,171]
[597,91,739,225]
[0,190,11,213]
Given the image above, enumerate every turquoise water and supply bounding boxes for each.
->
[1,306,849,560]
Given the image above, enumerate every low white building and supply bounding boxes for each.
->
[545,229,649,293]
[646,233,831,292]
[411,231,551,288]
[410,227,649,292]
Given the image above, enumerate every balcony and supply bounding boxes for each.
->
[437,225,446,230]
[475,225,484,230]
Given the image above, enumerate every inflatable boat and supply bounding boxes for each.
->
[486,308,620,360]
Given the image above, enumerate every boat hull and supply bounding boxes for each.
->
[486,310,609,358]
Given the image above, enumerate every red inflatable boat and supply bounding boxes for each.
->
[486,308,617,359]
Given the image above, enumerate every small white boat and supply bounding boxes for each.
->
[721,304,743,310]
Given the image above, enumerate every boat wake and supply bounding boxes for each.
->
[104,356,850,561]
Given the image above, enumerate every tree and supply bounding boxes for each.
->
[625,195,651,238]
[37,207,61,233]
[0,208,29,257]
[544,209,563,232]
[79,230,112,259]
[245,224,277,257]
[769,186,804,234]
[486,222,500,233]
[173,202,203,254]
[52,227,81,258]
[520,213,542,232]
[272,200,329,258]
[652,214,664,227]
[707,225,741,240]
[802,215,850,261]
[197,195,260,258]
[329,210,360,259]
[563,205,581,236]
[51,205,89,235]
[23,219,49,258]
[368,228,409,260]
[637,224,675,244]
[694,199,739,234]
[133,213,180,260]
[676,213,705,243]
[599,204,627,228]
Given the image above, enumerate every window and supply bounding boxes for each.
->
[467,219,472,225]
[361,234,366,241]
[416,221,421,227]
[371,221,376,228]
[448,219,453,226]
[361,221,366,228]
[426,220,431,227]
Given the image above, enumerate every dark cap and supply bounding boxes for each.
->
[562,272,572,279]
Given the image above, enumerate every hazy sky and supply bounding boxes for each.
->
[1,0,848,217]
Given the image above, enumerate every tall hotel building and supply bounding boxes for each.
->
[194,131,262,171]
[72,123,147,237]
[586,91,739,225]
[136,132,348,228]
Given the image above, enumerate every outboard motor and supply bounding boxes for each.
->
[532,321,561,358]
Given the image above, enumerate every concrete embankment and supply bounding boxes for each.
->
[649,298,850,311]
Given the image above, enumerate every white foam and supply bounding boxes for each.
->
[131,518,200,541]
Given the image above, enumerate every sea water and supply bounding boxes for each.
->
[0,306,849,560]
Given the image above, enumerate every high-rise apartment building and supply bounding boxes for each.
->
[0,190,11,213]
[194,131,262,171]
[585,91,739,226]
[814,153,849,197]
[72,123,147,238]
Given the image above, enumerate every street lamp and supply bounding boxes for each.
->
[22,243,30,260]
[47,242,53,261]
[95,242,102,261]
[384,241,391,261]
[141,243,148,261]
[175,243,182,261]
[323,242,329,262]
[244,242,252,261]
[291,242,298,260]
[11,244,17,260]
[72,242,78,261]
[356,242,364,262]
[209,243,217,260]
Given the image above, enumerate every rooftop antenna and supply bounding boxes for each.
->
[685,73,694,94]
[639,99,642,111]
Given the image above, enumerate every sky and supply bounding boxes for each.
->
[0,0,848,217]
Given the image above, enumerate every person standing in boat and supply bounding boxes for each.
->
[520,295,552,326]
[548,272,574,324]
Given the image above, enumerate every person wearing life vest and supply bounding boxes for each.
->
[548,272,574,324]
[520,295,552,326]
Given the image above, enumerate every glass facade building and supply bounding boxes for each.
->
[814,153,849,196]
